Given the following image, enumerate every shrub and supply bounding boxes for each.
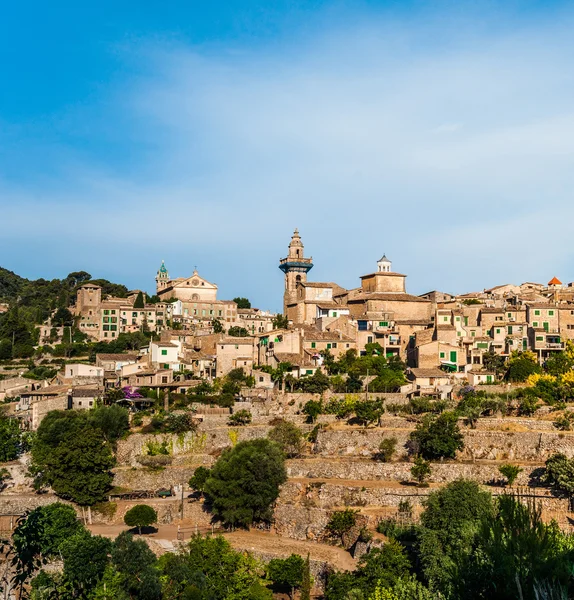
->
[163,412,196,434]
[188,466,211,496]
[377,437,398,462]
[326,509,358,543]
[268,420,303,458]
[267,554,305,599]
[228,409,252,426]
[123,504,157,534]
[302,400,323,423]
[410,412,464,460]
[499,464,523,487]
[411,456,431,486]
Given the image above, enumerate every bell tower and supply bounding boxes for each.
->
[279,229,314,315]
[156,260,170,294]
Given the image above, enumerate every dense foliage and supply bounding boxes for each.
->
[203,438,287,527]
[29,409,127,505]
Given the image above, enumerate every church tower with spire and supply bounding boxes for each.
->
[279,229,314,316]
[156,260,170,294]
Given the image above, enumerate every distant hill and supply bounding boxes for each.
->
[0,267,27,301]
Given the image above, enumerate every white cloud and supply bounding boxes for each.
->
[2,10,574,307]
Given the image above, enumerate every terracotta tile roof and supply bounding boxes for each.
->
[72,388,103,398]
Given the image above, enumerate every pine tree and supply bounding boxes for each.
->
[300,553,312,600]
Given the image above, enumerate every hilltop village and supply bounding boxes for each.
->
[2,230,574,598]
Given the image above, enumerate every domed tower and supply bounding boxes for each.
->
[279,229,313,315]
[156,260,170,294]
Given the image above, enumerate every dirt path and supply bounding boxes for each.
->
[87,524,357,572]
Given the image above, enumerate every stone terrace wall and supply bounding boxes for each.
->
[314,428,574,461]
[286,458,542,486]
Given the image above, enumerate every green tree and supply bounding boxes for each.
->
[212,318,224,333]
[89,404,129,445]
[482,350,506,376]
[158,534,270,600]
[326,509,358,544]
[458,495,572,600]
[12,503,83,560]
[0,411,22,462]
[411,456,431,486]
[410,412,464,460]
[52,306,74,327]
[358,542,411,591]
[233,297,251,309]
[133,291,145,309]
[124,504,158,534]
[189,466,211,496]
[111,531,161,599]
[543,452,574,496]
[229,409,252,426]
[204,439,287,527]
[300,554,312,600]
[268,419,304,458]
[298,369,331,394]
[353,399,384,427]
[377,437,398,462]
[60,531,111,593]
[272,314,289,329]
[303,399,323,423]
[506,351,541,382]
[228,326,249,337]
[418,479,493,595]
[267,554,305,599]
[31,411,115,506]
[499,464,523,487]
[545,351,574,376]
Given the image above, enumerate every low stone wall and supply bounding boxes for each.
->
[274,484,572,541]
[314,428,574,461]
[113,463,213,490]
[286,458,543,486]
[116,427,272,466]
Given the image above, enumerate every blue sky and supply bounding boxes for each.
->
[2,1,574,311]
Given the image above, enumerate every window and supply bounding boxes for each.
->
[162,376,168,383]
[535,310,541,316]
[439,352,445,359]
[443,316,449,322]
[536,336,544,341]
[104,310,109,315]
[163,363,169,369]
[367,336,373,343]
[379,321,388,327]
[161,349,168,356]
[327,343,331,349]
[455,316,460,321]
[496,329,501,334]
[310,342,316,349]
[259,376,264,382]
[471,331,476,337]
[508,326,513,334]
[132,312,137,317]
[549,310,555,316]
[358,321,368,331]
[333,312,337,317]
[457,331,461,336]
[533,322,538,327]
[306,370,313,375]
[346,343,350,348]
[332,342,337,348]
[450,351,457,363]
